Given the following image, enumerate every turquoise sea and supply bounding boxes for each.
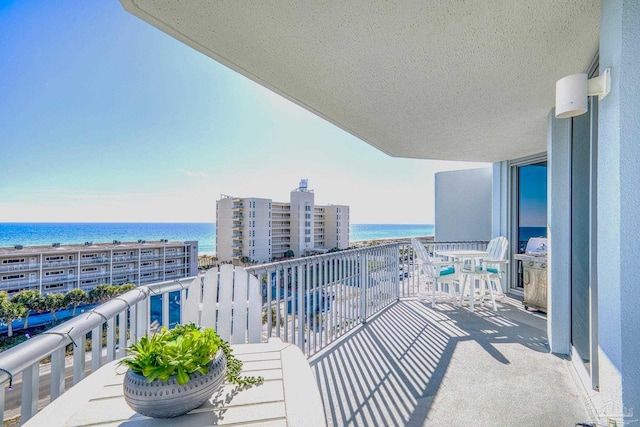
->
[0,223,434,255]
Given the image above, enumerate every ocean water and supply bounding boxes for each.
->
[349,224,434,241]
[0,223,434,255]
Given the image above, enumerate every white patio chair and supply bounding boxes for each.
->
[182,264,262,344]
[411,239,461,307]
[459,236,508,311]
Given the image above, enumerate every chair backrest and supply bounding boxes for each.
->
[486,236,508,260]
[182,264,262,344]
[411,238,437,280]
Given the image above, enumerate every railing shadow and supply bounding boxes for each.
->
[309,298,553,427]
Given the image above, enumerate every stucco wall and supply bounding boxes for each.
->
[547,110,572,356]
[597,0,640,418]
[434,168,492,242]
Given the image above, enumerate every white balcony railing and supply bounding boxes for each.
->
[0,240,486,425]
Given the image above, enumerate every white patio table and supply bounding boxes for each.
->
[437,250,489,312]
[24,338,326,427]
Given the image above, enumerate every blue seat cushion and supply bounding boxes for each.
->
[439,266,455,276]
[475,266,500,274]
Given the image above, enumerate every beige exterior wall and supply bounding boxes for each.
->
[0,240,198,295]
[216,196,235,262]
[290,187,315,258]
[324,205,350,249]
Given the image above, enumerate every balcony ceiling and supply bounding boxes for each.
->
[120,1,599,162]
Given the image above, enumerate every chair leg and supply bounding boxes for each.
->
[432,278,437,308]
[458,275,469,307]
[493,277,506,301]
[484,277,497,311]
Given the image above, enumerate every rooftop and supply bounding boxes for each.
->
[0,240,193,256]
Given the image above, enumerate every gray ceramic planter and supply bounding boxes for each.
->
[123,349,226,418]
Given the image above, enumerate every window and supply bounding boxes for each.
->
[45,270,64,276]
[2,274,24,280]
[305,230,311,235]
[305,237,311,243]
[3,258,25,264]
[305,221,311,227]
[305,205,311,211]
[46,255,65,261]
[305,213,311,219]
[82,267,98,272]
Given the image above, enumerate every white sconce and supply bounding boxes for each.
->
[555,68,611,118]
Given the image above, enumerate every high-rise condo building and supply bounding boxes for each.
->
[216,180,349,263]
[0,240,198,295]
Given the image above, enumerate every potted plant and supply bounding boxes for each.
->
[120,323,262,418]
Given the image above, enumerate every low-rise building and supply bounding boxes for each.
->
[0,240,198,295]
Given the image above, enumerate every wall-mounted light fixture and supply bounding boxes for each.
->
[555,68,611,118]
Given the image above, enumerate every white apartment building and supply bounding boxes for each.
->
[0,240,198,295]
[216,180,349,263]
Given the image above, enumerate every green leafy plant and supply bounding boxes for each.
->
[120,323,263,386]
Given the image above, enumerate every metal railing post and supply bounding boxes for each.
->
[360,251,367,323]
[20,363,39,423]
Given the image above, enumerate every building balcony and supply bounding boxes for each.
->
[0,264,39,273]
[42,260,78,268]
[232,203,244,210]
[111,255,138,262]
[232,222,244,229]
[164,252,184,258]
[79,258,110,265]
[0,241,593,426]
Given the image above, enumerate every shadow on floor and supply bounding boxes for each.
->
[309,298,592,427]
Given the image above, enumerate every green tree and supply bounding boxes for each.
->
[43,293,66,321]
[11,290,42,329]
[0,292,27,337]
[64,289,88,317]
[89,284,115,303]
[284,250,294,258]
[118,283,137,293]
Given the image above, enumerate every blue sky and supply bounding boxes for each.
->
[0,0,488,224]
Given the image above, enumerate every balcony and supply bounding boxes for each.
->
[42,260,77,268]
[0,264,39,273]
[79,257,110,265]
[163,251,184,258]
[0,241,593,426]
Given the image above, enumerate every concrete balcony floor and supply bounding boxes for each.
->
[310,297,595,427]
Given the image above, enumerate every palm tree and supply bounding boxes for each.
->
[64,289,88,317]
[0,292,27,337]
[43,293,66,321]
[11,290,42,329]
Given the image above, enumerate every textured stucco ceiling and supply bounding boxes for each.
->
[120,0,599,162]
